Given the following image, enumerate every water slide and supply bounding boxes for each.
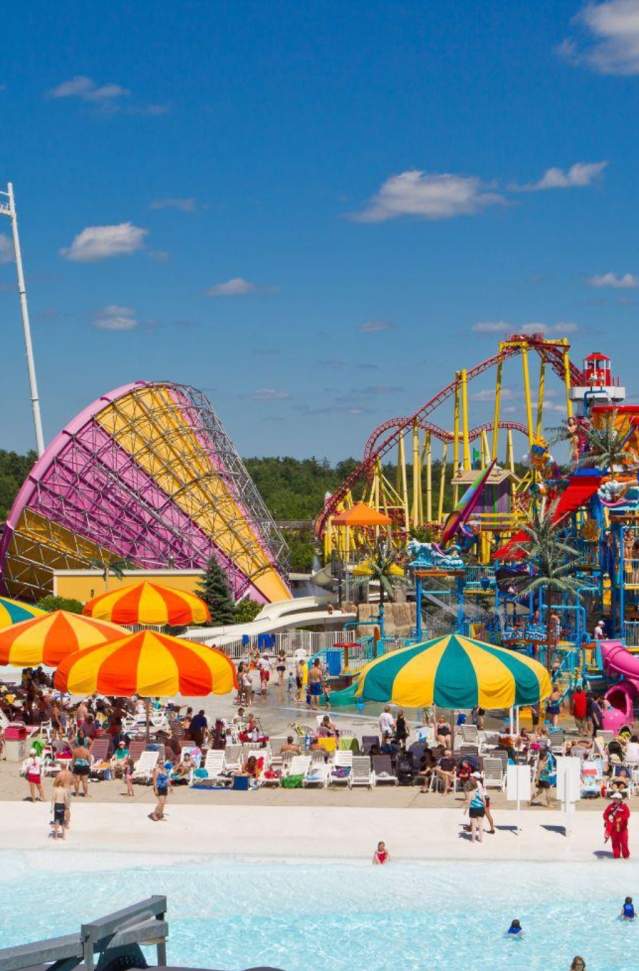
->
[600,640,639,731]
[182,595,356,647]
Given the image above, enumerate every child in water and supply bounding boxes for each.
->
[507,919,523,937]
[621,897,635,920]
[372,841,389,864]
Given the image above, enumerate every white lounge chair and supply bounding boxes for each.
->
[285,756,311,782]
[196,750,226,786]
[132,750,159,784]
[459,724,479,746]
[482,757,506,790]
[349,755,372,789]
[268,736,287,767]
[224,743,242,771]
[303,760,329,787]
[328,750,353,786]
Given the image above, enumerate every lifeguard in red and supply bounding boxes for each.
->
[604,795,631,859]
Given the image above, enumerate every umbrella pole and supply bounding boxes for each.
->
[145,699,150,743]
[509,707,514,736]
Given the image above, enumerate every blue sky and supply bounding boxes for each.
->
[1,0,639,461]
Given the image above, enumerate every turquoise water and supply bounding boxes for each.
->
[0,854,638,970]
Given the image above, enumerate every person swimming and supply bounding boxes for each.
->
[622,896,635,920]
[507,919,523,937]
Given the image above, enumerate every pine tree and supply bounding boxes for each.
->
[198,557,235,624]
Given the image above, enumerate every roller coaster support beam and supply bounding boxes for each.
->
[461,369,471,469]
[438,443,448,523]
[491,360,503,461]
[398,433,409,532]
[410,424,421,528]
[520,348,534,446]
[536,360,546,438]
[424,431,432,524]
[453,383,460,505]
[562,342,573,419]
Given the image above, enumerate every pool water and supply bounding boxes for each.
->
[0,854,637,970]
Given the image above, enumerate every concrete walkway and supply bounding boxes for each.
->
[0,801,622,864]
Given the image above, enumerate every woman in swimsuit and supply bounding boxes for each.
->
[467,777,486,843]
[276,651,287,687]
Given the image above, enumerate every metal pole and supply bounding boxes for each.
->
[3,183,45,455]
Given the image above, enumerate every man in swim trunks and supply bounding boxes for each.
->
[308,659,324,709]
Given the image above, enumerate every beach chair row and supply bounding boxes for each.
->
[190,748,400,789]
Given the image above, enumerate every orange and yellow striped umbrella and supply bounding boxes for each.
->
[82,581,211,626]
[0,610,127,667]
[54,630,236,697]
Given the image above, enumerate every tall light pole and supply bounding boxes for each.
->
[0,182,45,456]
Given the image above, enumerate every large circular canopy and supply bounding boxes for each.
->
[83,581,210,626]
[0,381,291,606]
[355,634,551,709]
[0,596,45,629]
[54,629,237,697]
[0,610,126,667]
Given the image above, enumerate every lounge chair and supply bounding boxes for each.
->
[224,743,242,771]
[196,750,227,786]
[328,750,353,786]
[303,760,329,787]
[268,737,287,766]
[482,757,506,791]
[132,750,159,784]
[349,755,372,789]
[285,755,311,779]
[581,759,604,798]
[372,754,398,786]
[459,724,479,746]
[128,739,147,763]
[361,735,379,755]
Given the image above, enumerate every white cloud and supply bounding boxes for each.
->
[207,277,256,297]
[359,320,396,333]
[150,197,196,212]
[472,321,511,334]
[472,387,514,402]
[560,0,639,75]
[61,223,148,261]
[351,170,505,222]
[0,233,14,264]
[250,388,290,401]
[587,271,639,288]
[93,305,137,331]
[473,320,578,336]
[513,161,608,192]
[47,75,129,102]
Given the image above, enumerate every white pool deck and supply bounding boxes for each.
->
[0,802,622,864]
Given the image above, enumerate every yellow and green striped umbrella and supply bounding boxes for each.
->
[0,597,46,630]
[355,633,551,709]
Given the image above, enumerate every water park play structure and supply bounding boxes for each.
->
[0,381,291,606]
[312,334,639,730]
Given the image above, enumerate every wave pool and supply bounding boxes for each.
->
[0,854,637,970]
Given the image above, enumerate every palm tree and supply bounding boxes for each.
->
[513,506,583,671]
[365,538,403,607]
[88,556,134,591]
[576,412,636,479]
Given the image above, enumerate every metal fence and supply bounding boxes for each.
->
[625,622,639,647]
[191,628,350,659]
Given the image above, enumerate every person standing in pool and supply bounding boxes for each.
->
[308,658,324,709]
[466,777,486,843]
[372,841,389,864]
[570,959,586,971]
[506,919,523,937]
[604,793,631,859]
[621,896,635,919]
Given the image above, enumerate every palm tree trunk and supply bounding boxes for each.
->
[546,586,553,674]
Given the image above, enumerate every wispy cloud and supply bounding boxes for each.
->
[93,305,137,331]
[559,0,639,75]
[359,319,396,333]
[473,320,578,335]
[250,388,290,401]
[207,277,257,297]
[47,75,129,103]
[472,387,514,402]
[46,75,167,116]
[150,197,196,212]
[351,170,505,222]
[0,233,14,264]
[512,161,608,192]
[587,271,639,288]
[61,223,148,261]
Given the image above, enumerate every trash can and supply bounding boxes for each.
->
[325,649,342,677]
[4,724,28,763]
